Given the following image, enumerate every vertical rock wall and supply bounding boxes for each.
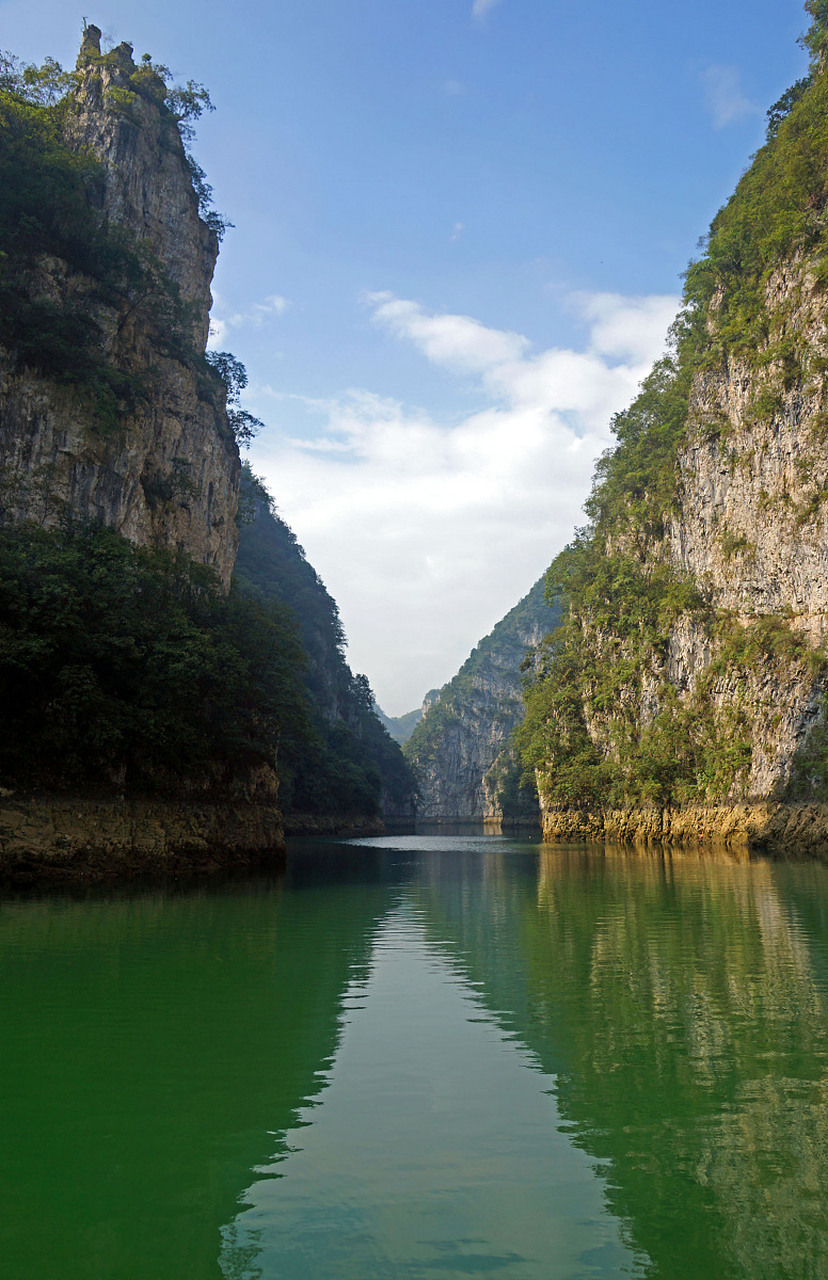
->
[0,26,239,586]
[405,578,558,822]
[536,258,828,847]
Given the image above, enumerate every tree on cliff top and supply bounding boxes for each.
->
[0,29,256,441]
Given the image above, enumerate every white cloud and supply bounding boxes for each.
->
[472,0,504,18]
[260,293,291,316]
[700,65,757,129]
[450,221,465,241]
[367,293,528,372]
[444,79,464,96]
[574,291,680,362]
[249,291,678,714]
[209,291,291,345]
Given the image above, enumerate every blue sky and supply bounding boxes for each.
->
[1,0,810,711]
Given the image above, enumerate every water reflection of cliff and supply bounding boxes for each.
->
[416,844,828,1279]
[0,849,409,1280]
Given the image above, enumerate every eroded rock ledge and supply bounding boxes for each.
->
[542,803,828,860]
[0,794,285,882]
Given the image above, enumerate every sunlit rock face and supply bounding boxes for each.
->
[647,266,828,803]
[538,255,828,850]
[0,25,239,587]
[65,27,216,349]
[406,578,558,823]
[669,260,828,622]
[645,262,828,800]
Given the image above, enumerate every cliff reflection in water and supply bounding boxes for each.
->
[5,839,828,1279]
[0,852,410,1280]
[414,843,828,1279]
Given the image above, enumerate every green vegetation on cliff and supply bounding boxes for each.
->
[406,577,558,821]
[234,467,415,818]
[0,479,415,819]
[684,1,828,370]
[0,48,199,425]
[0,40,246,438]
[0,521,310,793]
[518,2,828,812]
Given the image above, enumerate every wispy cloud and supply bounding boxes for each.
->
[260,294,291,316]
[249,291,678,713]
[700,65,758,129]
[367,293,528,371]
[472,0,504,19]
[209,292,291,345]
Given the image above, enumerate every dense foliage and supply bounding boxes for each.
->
[684,0,828,367]
[234,468,415,817]
[518,3,828,810]
[0,483,413,817]
[0,522,311,793]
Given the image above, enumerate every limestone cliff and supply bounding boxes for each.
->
[520,17,828,854]
[405,578,558,822]
[0,30,268,875]
[0,26,239,585]
[0,791,285,882]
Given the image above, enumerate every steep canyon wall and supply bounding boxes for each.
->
[523,42,828,854]
[405,578,558,823]
[0,26,239,585]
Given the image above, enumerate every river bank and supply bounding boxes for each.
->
[0,792,286,883]
[541,801,828,859]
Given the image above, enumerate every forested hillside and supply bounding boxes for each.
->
[234,468,416,824]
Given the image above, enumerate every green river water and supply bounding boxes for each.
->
[3,833,828,1278]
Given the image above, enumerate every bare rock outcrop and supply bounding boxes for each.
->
[406,577,558,822]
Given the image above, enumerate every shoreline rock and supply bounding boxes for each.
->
[283,813,386,838]
[541,802,828,860]
[0,793,285,883]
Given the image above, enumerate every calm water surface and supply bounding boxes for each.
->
[3,834,828,1278]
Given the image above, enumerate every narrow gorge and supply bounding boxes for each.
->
[405,577,557,825]
[397,3,828,861]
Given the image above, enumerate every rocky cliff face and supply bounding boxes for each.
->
[405,578,558,822]
[0,27,239,586]
[0,790,286,882]
[523,34,828,852]
[659,263,828,800]
[670,265,828,623]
